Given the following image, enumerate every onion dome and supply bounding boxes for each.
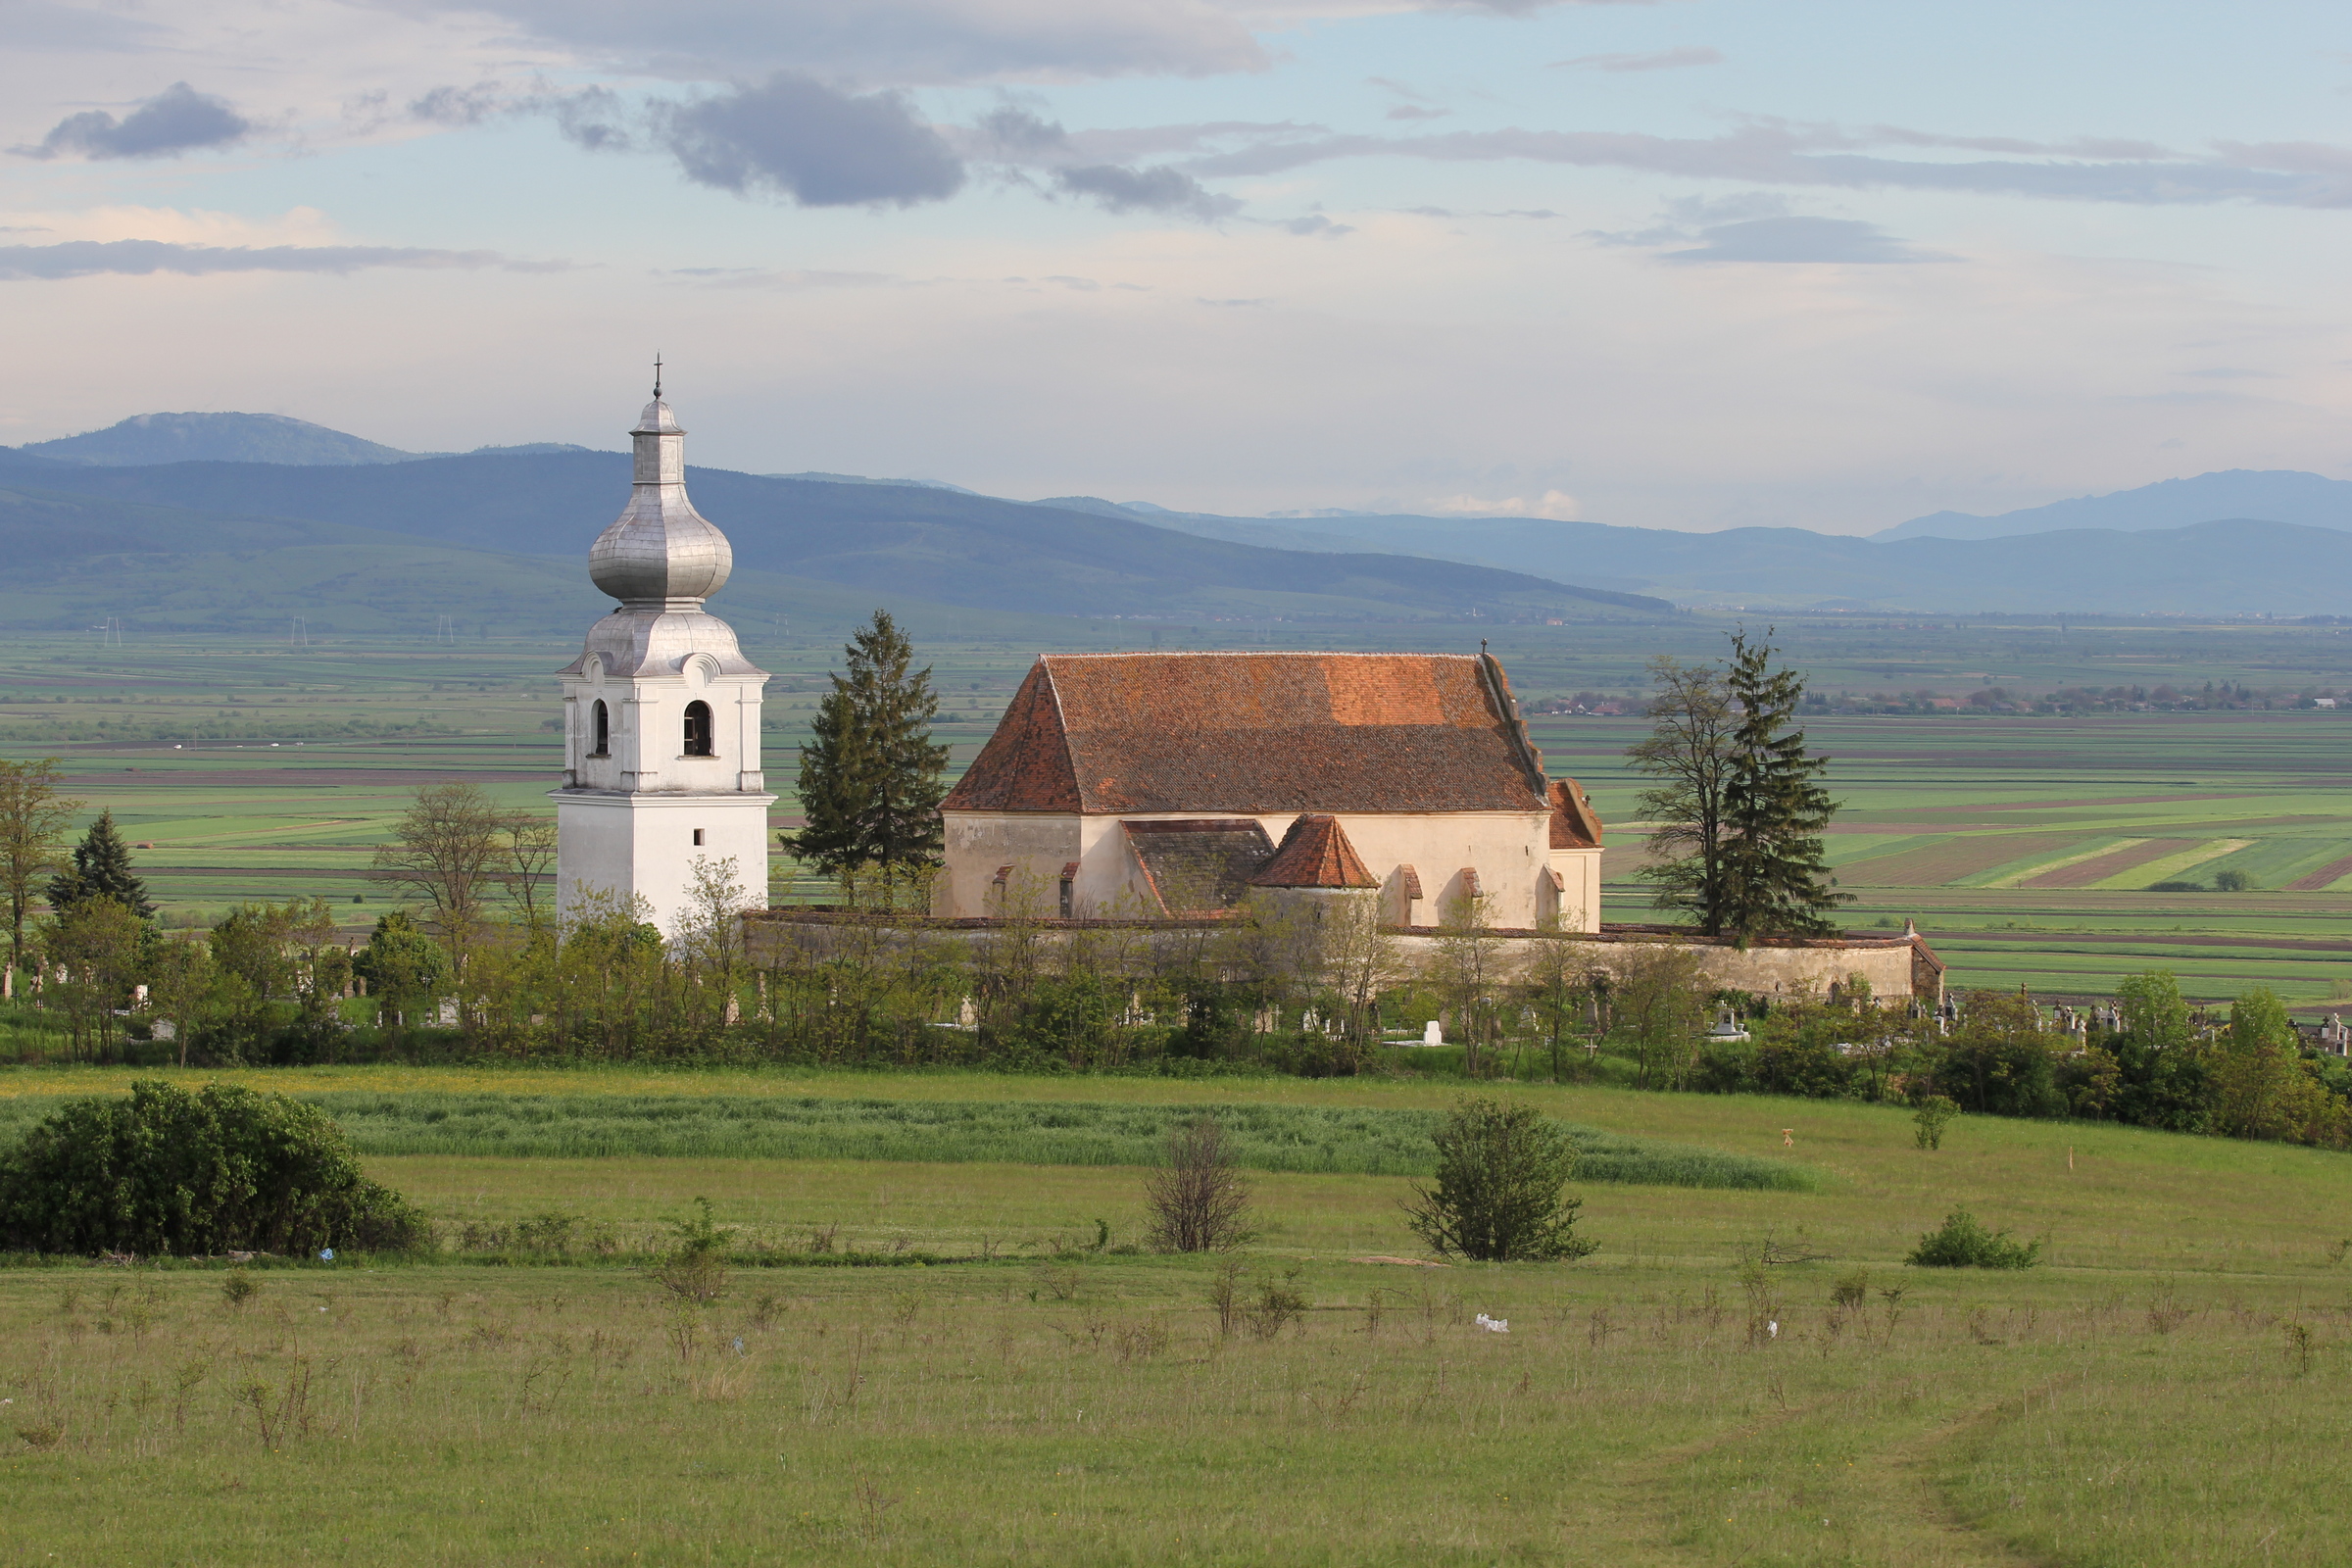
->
[587,382,732,606]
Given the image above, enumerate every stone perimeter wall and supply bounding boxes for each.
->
[745,913,1943,1003]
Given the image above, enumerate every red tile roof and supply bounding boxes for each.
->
[944,652,1551,814]
[1250,814,1378,889]
[1548,779,1604,848]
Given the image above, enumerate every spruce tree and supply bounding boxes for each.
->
[1715,632,1846,937]
[47,809,155,919]
[788,611,950,904]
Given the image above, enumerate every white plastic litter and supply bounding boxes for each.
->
[1768,1320,1780,1339]
[1474,1313,1509,1334]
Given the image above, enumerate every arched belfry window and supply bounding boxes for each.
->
[683,700,714,757]
[590,700,610,757]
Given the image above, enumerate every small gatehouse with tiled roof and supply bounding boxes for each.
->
[935,651,1603,928]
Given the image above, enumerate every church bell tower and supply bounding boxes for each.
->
[551,372,774,934]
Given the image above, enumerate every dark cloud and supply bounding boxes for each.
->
[617,74,965,207]
[409,84,510,126]
[1055,163,1239,220]
[16,82,249,162]
[0,240,560,282]
[1181,122,2352,208]
[1659,216,1952,264]
[1554,46,1724,72]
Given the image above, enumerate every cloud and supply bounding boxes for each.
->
[1428,488,1581,518]
[564,74,965,207]
[1179,122,2352,208]
[15,82,250,162]
[0,239,558,281]
[1387,105,1450,122]
[409,83,512,126]
[1056,163,1240,220]
[1659,216,1953,264]
[1272,213,1353,235]
[1554,46,1724,72]
[372,0,1267,85]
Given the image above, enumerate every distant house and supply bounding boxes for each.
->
[2315,698,2338,710]
[934,651,1603,929]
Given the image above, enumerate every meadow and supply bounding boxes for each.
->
[4,1066,2350,1564]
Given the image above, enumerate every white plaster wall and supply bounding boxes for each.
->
[555,790,773,938]
[941,808,1560,924]
[1545,848,1603,934]
[937,812,1084,916]
[560,662,762,793]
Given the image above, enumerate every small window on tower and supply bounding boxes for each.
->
[683,700,713,757]
[692,828,706,847]
[590,700,610,757]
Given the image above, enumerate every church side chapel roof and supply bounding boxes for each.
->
[1249,813,1378,889]
[1121,818,1278,915]
[943,652,1555,815]
[1548,778,1605,848]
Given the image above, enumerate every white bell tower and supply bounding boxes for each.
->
[551,371,774,935]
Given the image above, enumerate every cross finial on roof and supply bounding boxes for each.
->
[653,353,662,400]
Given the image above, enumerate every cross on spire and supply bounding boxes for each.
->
[653,353,663,400]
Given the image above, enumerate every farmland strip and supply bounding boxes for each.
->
[2024,839,2193,889]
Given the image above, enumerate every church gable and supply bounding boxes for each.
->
[942,661,1083,811]
[943,652,1550,816]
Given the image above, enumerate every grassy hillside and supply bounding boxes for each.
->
[1,1065,2347,1564]
[0,450,1667,621]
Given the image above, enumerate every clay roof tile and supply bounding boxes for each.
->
[1249,813,1378,889]
[943,652,1550,814]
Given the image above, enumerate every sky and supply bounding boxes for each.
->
[3,0,2349,534]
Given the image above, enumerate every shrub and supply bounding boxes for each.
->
[1404,1097,1597,1262]
[0,1080,425,1256]
[1906,1208,2040,1269]
[2214,869,2252,893]
[652,1197,734,1306]
[1912,1096,1958,1151]
[1143,1119,1255,1253]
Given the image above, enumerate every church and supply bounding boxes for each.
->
[935,651,1604,930]
[549,381,774,934]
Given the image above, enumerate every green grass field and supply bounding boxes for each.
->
[4,1065,2350,1564]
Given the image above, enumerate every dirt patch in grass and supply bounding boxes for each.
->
[2287,853,2352,892]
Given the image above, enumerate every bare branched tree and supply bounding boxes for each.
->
[1143,1118,1256,1253]
[373,783,505,977]
[1627,655,1737,933]
[0,759,81,976]
[1430,889,1503,1074]
[504,813,559,935]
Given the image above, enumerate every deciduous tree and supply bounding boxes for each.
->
[0,760,80,974]
[373,782,505,975]
[1628,656,1737,932]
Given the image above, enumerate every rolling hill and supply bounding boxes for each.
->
[1125,507,2352,615]
[1874,468,2352,542]
[0,448,1667,622]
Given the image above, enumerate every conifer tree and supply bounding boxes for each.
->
[1715,632,1846,937]
[788,611,950,904]
[47,809,155,919]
